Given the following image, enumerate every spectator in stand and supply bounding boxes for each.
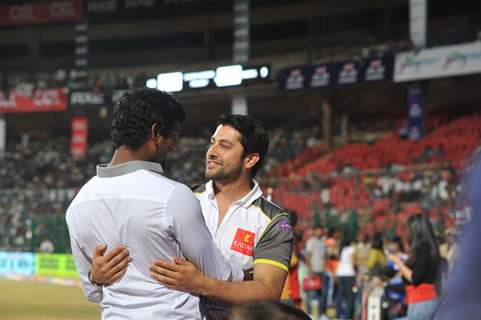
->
[388,214,440,320]
[335,231,357,320]
[367,232,387,277]
[304,224,326,316]
[39,238,55,253]
[324,228,340,315]
[355,234,370,275]
[384,235,408,319]
[281,211,301,307]
[439,228,457,277]
[353,233,370,319]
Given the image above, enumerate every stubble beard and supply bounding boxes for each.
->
[205,163,242,182]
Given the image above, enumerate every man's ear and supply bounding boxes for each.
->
[244,153,260,170]
[150,123,160,140]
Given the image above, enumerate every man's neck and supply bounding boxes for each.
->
[213,176,254,204]
[110,146,150,166]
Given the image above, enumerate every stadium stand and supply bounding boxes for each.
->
[1,113,480,252]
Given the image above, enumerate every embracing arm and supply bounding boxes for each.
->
[150,255,288,304]
[150,215,293,304]
[169,185,244,281]
[200,263,287,303]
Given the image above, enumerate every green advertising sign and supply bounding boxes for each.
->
[35,253,79,279]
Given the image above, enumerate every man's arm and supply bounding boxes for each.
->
[150,257,287,304]
[169,184,244,281]
[150,215,293,304]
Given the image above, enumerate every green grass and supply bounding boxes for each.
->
[0,279,100,320]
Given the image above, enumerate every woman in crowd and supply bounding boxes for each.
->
[388,214,440,320]
[366,232,387,276]
[335,231,357,319]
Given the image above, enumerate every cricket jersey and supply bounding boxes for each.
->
[194,180,293,319]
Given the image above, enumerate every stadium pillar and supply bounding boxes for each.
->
[70,18,90,161]
[407,0,426,140]
[409,0,427,48]
[407,83,424,140]
[322,100,332,150]
[231,0,250,115]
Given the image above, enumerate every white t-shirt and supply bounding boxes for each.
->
[336,245,356,277]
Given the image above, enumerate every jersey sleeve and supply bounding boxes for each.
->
[253,215,293,272]
[65,208,103,303]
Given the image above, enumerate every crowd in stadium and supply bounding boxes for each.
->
[2,113,479,248]
[0,119,322,251]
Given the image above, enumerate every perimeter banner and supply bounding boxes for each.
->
[0,88,67,113]
[0,252,35,276]
[35,253,79,278]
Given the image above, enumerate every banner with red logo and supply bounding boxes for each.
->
[231,228,255,256]
[71,116,88,161]
[0,0,84,27]
[0,88,67,113]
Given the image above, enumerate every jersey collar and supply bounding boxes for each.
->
[205,179,263,208]
[97,160,164,178]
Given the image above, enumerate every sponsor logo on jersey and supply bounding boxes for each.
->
[231,228,255,256]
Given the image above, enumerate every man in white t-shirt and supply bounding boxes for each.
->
[305,225,327,316]
[66,89,243,319]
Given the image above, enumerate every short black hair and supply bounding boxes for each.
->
[372,232,384,250]
[217,114,269,177]
[111,88,185,150]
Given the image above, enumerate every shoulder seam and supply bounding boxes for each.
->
[260,196,285,212]
[251,197,285,220]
